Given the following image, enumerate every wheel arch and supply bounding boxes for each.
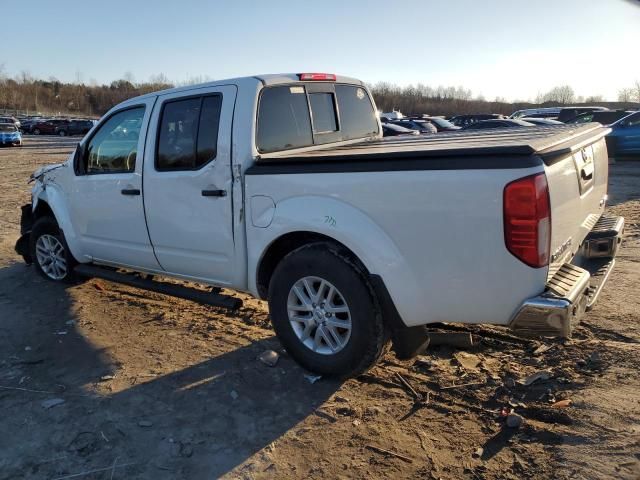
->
[32,187,83,262]
[255,231,368,300]
[33,198,55,221]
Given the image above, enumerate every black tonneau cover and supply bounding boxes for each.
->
[255,124,609,167]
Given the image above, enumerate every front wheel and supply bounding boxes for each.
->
[268,243,388,377]
[29,216,77,282]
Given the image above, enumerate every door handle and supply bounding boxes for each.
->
[202,189,227,197]
[580,163,594,180]
[121,188,141,195]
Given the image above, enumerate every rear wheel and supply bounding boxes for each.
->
[32,128,40,135]
[29,216,77,282]
[58,130,67,137]
[268,243,387,377]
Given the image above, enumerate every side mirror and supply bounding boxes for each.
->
[73,144,84,174]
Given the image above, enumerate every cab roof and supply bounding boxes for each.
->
[117,73,364,107]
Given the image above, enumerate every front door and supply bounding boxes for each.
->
[619,112,640,154]
[142,85,237,285]
[69,100,162,270]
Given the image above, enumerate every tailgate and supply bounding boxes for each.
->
[540,125,610,278]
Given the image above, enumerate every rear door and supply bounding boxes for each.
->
[143,85,237,285]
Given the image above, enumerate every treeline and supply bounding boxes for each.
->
[370,82,640,117]
[0,71,173,117]
[1,69,639,118]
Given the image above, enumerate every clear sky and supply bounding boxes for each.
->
[5,0,640,101]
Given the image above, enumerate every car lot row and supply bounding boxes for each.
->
[3,106,639,156]
[0,115,97,137]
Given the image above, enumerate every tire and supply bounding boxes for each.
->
[58,130,67,137]
[29,216,77,282]
[268,243,388,377]
[33,128,40,135]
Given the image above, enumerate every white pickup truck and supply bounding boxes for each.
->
[15,73,624,377]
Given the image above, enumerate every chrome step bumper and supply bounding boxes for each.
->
[509,264,591,338]
[509,215,623,338]
[581,215,624,258]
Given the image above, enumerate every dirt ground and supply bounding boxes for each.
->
[0,136,639,480]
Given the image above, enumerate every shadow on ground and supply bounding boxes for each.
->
[0,263,339,479]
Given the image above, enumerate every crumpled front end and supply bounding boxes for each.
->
[15,204,34,263]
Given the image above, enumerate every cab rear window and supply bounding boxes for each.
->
[256,84,378,153]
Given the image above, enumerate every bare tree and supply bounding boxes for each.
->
[618,88,634,102]
[541,85,575,104]
[634,81,640,103]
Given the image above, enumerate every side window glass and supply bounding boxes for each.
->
[196,96,222,166]
[84,107,144,174]
[156,95,222,171]
[156,98,201,170]
[626,113,640,127]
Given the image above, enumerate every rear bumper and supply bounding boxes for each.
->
[509,215,624,337]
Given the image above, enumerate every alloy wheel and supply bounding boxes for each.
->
[287,276,352,355]
[35,234,67,280]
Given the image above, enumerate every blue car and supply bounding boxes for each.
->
[606,111,640,158]
[0,123,22,147]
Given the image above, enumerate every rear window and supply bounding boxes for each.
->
[309,93,337,133]
[256,83,378,153]
[335,85,378,140]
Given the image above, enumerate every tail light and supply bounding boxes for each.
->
[298,73,337,81]
[503,173,551,268]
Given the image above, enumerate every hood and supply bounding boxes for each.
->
[30,162,66,183]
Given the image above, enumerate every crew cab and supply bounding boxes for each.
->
[15,73,624,377]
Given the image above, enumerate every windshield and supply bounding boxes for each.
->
[0,124,17,132]
[428,118,456,128]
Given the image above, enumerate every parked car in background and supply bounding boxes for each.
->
[31,119,70,135]
[462,119,535,130]
[509,107,560,119]
[566,110,633,126]
[510,107,561,119]
[390,119,437,134]
[56,120,95,137]
[449,114,505,127]
[379,110,404,121]
[0,116,21,129]
[605,111,640,158]
[19,118,44,134]
[411,116,461,132]
[521,118,564,126]
[381,122,420,137]
[557,106,608,123]
[0,123,23,147]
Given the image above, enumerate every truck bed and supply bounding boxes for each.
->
[254,124,609,170]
